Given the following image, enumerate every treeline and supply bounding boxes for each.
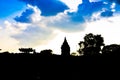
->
[0,33,120,56]
[75,33,120,56]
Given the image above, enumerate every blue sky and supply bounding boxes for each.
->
[0,0,25,18]
[1,0,120,54]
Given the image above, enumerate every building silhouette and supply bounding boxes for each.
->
[61,37,70,56]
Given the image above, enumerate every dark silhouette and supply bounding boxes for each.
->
[78,41,86,55]
[19,48,34,54]
[78,33,104,56]
[40,49,53,56]
[102,44,120,56]
[0,33,120,56]
[2,51,9,54]
[61,37,70,56]
[33,49,37,54]
[0,32,120,79]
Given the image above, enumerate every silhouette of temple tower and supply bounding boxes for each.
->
[61,37,70,56]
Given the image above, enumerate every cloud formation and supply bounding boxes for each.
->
[101,10,113,17]
[14,9,34,23]
[0,21,29,52]
[15,0,120,24]
[19,0,69,16]
[2,0,120,53]
[12,25,53,47]
[106,0,120,4]
[68,0,111,23]
[14,0,120,32]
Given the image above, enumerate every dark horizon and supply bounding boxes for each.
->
[0,0,120,79]
[0,33,120,56]
[1,0,120,55]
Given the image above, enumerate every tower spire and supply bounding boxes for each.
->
[61,37,70,56]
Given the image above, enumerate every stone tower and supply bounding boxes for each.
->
[61,37,70,56]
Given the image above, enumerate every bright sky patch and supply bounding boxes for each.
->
[0,0,120,54]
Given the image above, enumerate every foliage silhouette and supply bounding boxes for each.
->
[40,49,53,56]
[19,48,34,54]
[0,33,120,79]
[102,44,120,56]
[78,33,104,56]
[0,33,120,56]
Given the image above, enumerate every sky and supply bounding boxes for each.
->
[0,0,120,54]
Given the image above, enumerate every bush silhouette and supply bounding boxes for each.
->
[19,48,34,54]
[40,49,53,56]
[102,44,120,56]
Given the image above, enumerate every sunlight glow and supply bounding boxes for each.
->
[35,30,85,54]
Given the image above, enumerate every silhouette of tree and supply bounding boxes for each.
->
[19,48,34,54]
[78,33,104,56]
[40,49,53,56]
[95,35,105,53]
[102,44,120,56]
[78,41,86,55]
[84,33,95,47]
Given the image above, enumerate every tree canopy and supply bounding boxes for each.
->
[78,33,104,56]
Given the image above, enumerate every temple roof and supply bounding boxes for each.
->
[61,37,70,48]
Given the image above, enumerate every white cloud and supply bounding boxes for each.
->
[90,0,102,2]
[111,3,116,12]
[35,12,120,54]
[28,4,120,54]
[0,25,20,52]
[0,17,31,52]
[1,5,86,54]
[28,4,42,23]
[1,3,120,55]
[85,14,120,45]
[35,30,84,54]
[0,35,20,52]
[60,0,82,12]
[0,5,53,52]
[4,21,30,34]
